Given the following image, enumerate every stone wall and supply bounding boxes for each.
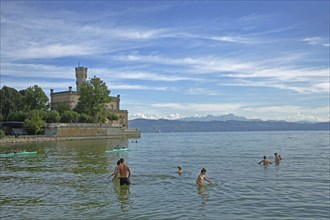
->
[44,123,140,138]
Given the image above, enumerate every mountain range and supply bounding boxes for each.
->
[129,114,329,133]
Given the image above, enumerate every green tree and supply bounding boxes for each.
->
[7,111,28,121]
[0,129,5,139]
[24,110,45,135]
[56,103,71,114]
[78,113,93,123]
[75,76,111,122]
[0,86,21,121]
[60,110,80,123]
[20,85,49,111]
[44,110,61,123]
[107,112,119,124]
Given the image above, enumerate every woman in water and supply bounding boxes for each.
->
[196,168,212,186]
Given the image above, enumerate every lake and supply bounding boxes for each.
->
[0,131,329,219]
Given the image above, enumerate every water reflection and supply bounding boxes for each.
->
[197,185,208,207]
[114,184,132,211]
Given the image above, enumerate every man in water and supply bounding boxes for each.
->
[196,168,212,186]
[258,156,272,166]
[116,158,131,186]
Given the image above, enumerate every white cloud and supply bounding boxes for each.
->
[302,37,329,47]
[152,103,242,112]
[5,44,97,60]
[107,83,171,91]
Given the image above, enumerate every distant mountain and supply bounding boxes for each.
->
[179,113,255,122]
[129,118,329,133]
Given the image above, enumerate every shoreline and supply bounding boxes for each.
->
[0,135,139,144]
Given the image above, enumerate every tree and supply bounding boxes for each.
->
[0,129,5,139]
[0,86,21,121]
[7,111,28,121]
[20,85,49,111]
[56,103,71,114]
[107,113,119,124]
[75,76,111,122]
[78,113,93,123]
[60,110,80,123]
[44,110,61,123]
[24,110,45,135]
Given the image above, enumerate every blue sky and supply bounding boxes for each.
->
[1,1,329,122]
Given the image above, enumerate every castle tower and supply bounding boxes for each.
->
[75,66,88,91]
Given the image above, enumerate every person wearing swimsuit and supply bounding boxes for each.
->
[116,158,131,186]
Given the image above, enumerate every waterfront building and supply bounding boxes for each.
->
[50,67,128,127]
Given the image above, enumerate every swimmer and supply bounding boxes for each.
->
[111,160,121,181]
[258,156,272,166]
[116,158,131,186]
[177,166,183,175]
[274,153,281,165]
[196,168,212,186]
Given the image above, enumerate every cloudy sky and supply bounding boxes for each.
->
[1,1,329,122]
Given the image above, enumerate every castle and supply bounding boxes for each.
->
[50,67,128,127]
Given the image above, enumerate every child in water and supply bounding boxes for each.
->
[111,160,121,181]
[177,166,183,175]
[196,168,212,186]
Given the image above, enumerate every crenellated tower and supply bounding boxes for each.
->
[75,66,88,91]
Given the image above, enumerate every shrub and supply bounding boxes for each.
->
[0,129,5,139]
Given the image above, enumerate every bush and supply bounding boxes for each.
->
[24,110,45,135]
[44,110,60,123]
[78,113,93,123]
[60,111,80,123]
[0,129,5,139]
[7,111,28,121]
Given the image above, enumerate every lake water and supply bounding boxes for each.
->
[0,131,329,219]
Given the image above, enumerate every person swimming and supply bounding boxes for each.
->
[196,168,212,186]
[274,153,281,165]
[258,156,272,166]
[177,166,183,175]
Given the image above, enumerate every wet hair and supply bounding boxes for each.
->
[264,156,267,159]
[117,160,120,165]
[201,168,206,173]
[120,158,125,163]
[178,166,182,170]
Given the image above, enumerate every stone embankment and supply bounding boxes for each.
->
[0,123,141,144]
[0,134,140,144]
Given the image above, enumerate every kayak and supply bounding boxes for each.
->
[105,148,130,153]
[0,151,38,157]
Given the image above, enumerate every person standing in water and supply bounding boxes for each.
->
[274,153,281,165]
[116,158,131,186]
[196,168,212,186]
[111,160,121,181]
[258,156,272,166]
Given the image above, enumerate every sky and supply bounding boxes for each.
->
[1,1,329,122]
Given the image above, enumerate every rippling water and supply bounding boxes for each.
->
[0,131,329,219]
